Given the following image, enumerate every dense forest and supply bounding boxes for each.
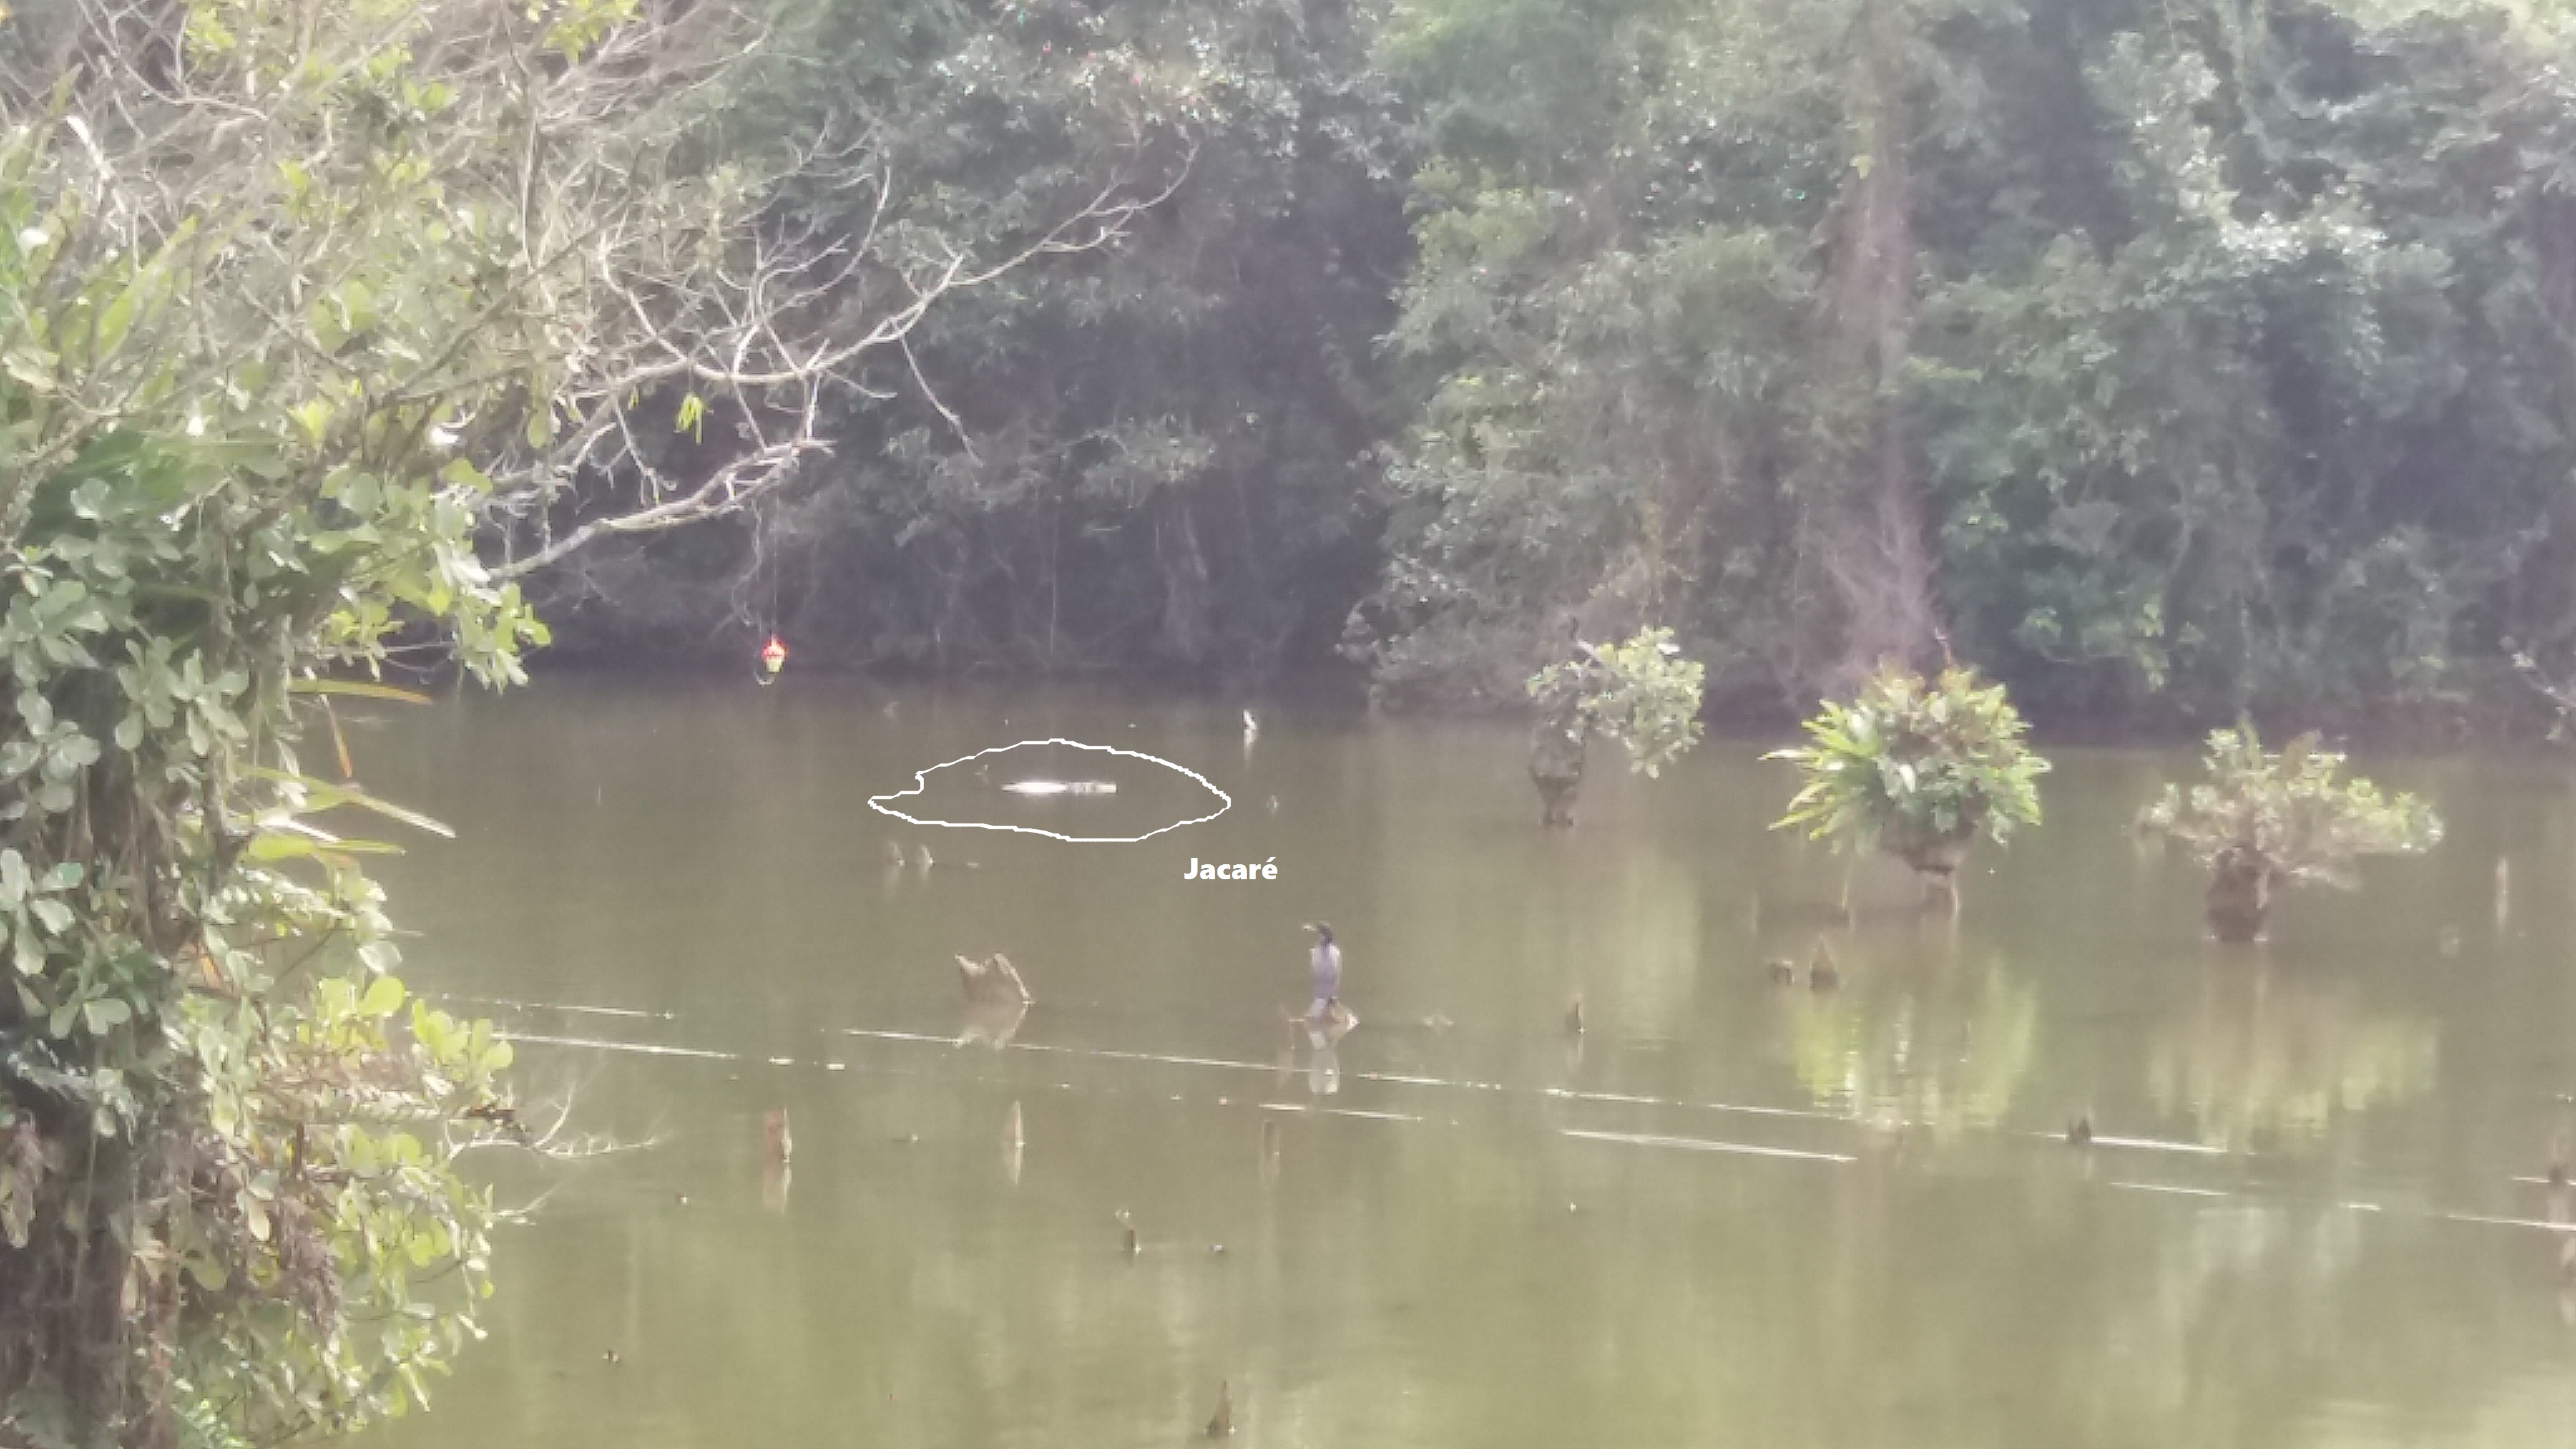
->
[454,0,2576,738]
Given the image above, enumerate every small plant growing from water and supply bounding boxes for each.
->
[1768,665,2049,897]
[1525,627,1707,826]
[2139,727,2442,943]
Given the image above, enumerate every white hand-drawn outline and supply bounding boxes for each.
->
[867,738,1232,842]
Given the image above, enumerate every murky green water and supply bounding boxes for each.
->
[356,677,2576,1448]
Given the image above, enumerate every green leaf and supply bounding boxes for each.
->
[360,975,406,1018]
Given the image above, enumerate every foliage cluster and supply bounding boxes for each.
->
[0,0,902,1424]
[1769,665,2048,879]
[1526,627,1707,778]
[0,130,535,1439]
[2140,726,2441,939]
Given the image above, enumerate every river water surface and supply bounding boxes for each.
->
[357,677,2576,1449]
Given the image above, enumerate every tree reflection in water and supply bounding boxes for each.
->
[1778,930,2039,1136]
[2147,957,2437,1151]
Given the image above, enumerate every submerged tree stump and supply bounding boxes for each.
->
[2204,846,2273,943]
[1530,717,1588,828]
[1885,828,1972,912]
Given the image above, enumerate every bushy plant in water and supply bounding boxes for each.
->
[1768,665,2047,887]
[1524,628,1706,825]
[2139,728,2442,943]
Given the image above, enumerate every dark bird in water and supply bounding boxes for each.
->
[1767,958,1796,985]
[2067,1114,2094,1147]
[1301,922,1345,1026]
[1808,939,1841,991]
[956,954,1032,1007]
[1565,994,1585,1035]
[1116,1208,1139,1257]
[2550,1128,2569,1190]
[1205,1381,1234,1438]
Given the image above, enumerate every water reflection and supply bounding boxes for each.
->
[1003,1101,1024,1188]
[957,995,1028,1050]
[759,1107,792,1214]
[1778,933,2038,1136]
[1289,1011,1354,1098]
[2146,958,2439,1150]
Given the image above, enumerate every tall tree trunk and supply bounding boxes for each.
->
[1818,0,1939,688]
[1154,496,1211,665]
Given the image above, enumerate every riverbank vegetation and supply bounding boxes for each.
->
[391,0,2576,746]
[4,0,2562,740]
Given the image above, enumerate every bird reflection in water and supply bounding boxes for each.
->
[1259,1117,1282,1188]
[959,994,1030,1050]
[1302,1010,1352,1097]
[1274,994,1354,1098]
[1004,1100,1025,1187]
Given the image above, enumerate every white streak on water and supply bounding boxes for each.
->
[1561,1128,1853,1164]
[498,1031,736,1061]
[446,994,678,1021]
[2441,1211,2576,1234]
[2109,1182,2229,1199]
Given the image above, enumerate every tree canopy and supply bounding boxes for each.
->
[459,0,2576,739]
